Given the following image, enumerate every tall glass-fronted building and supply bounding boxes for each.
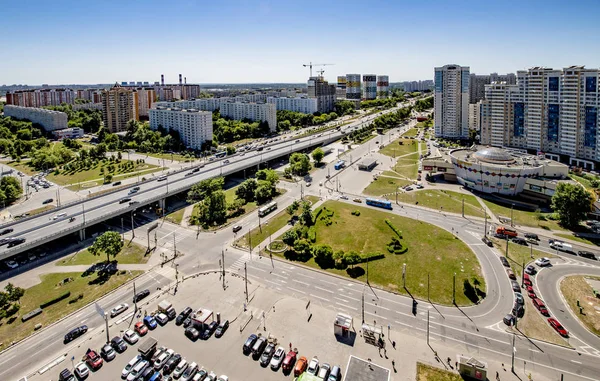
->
[434,64,470,139]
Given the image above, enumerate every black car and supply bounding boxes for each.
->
[140,366,155,381]
[0,228,13,236]
[185,327,199,341]
[112,181,122,186]
[201,321,218,340]
[58,369,75,381]
[215,320,229,338]
[110,336,127,353]
[500,257,510,267]
[511,237,528,246]
[166,307,177,320]
[578,251,598,260]
[64,325,88,343]
[8,238,26,247]
[511,281,521,292]
[43,198,54,205]
[0,237,12,246]
[243,334,258,354]
[129,201,140,206]
[512,302,524,318]
[524,233,539,240]
[192,167,200,173]
[259,343,275,367]
[176,307,192,325]
[119,197,132,204]
[183,317,192,328]
[133,289,150,302]
[163,353,182,374]
[503,314,515,326]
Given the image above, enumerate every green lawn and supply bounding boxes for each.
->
[0,270,141,350]
[482,200,566,232]
[278,201,486,306]
[57,241,148,266]
[4,161,38,176]
[363,174,412,196]
[569,174,596,190]
[165,207,186,225]
[416,120,433,128]
[23,204,56,217]
[392,157,419,180]
[554,232,600,246]
[416,363,462,381]
[379,138,418,158]
[47,160,163,187]
[560,276,600,337]
[143,152,197,162]
[235,195,320,249]
[395,189,485,218]
[402,128,418,137]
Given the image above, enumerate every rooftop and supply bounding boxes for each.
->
[451,146,559,169]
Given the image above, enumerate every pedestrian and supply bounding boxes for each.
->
[392,340,396,349]
[496,371,499,380]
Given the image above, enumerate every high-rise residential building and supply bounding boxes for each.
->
[345,74,361,100]
[307,77,336,113]
[402,80,434,92]
[101,84,138,133]
[469,72,516,104]
[480,66,600,169]
[76,89,103,103]
[220,101,277,132]
[336,76,347,99]
[362,75,377,100]
[267,97,317,114]
[149,106,213,150]
[133,88,156,118]
[376,75,389,99]
[468,103,481,132]
[434,64,470,139]
[4,105,68,131]
[6,88,76,107]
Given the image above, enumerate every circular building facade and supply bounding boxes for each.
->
[450,147,544,195]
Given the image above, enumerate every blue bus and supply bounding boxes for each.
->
[334,160,345,170]
[215,151,227,158]
[365,198,393,210]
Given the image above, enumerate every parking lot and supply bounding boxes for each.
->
[35,271,365,381]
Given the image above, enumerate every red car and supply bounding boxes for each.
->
[532,298,549,316]
[548,318,569,337]
[282,349,297,374]
[134,321,148,336]
[523,274,532,286]
[526,286,536,298]
[85,348,103,370]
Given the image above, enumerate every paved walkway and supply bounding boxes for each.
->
[180,204,195,227]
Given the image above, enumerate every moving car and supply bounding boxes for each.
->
[157,175,167,182]
[524,233,539,240]
[123,329,140,344]
[119,197,132,204]
[215,320,229,338]
[270,346,286,370]
[101,344,116,361]
[535,257,551,267]
[110,303,129,318]
[0,228,14,236]
[260,343,276,367]
[353,198,362,203]
[133,289,150,302]
[134,321,148,336]
[307,356,319,375]
[548,317,569,337]
[176,307,193,325]
[64,325,88,344]
[578,251,597,260]
[8,237,26,247]
[511,237,528,246]
[74,362,90,379]
[53,212,67,220]
[243,334,258,355]
[144,315,158,330]
[232,225,242,233]
[113,181,122,186]
[201,321,218,340]
[111,336,128,353]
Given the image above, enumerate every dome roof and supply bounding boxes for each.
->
[472,147,515,164]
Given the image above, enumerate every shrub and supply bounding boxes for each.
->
[40,291,71,309]
[307,226,317,243]
[385,219,402,238]
[68,293,84,304]
[351,210,361,216]
[387,237,408,254]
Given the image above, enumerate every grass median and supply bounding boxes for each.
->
[396,189,485,218]
[379,138,418,158]
[482,200,565,232]
[560,275,600,337]
[0,270,142,350]
[416,362,462,381]
[275,200,486,306]
[363,173,412,196]
[57,241,148,266]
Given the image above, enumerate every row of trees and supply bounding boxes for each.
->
[0,283,25,319]
[276,110,339,132]
[0,176,23,205]
[211,110,271,144]
[414,96,433,112]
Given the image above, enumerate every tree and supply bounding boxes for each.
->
[236,178,257,202]
[104,174,113,184]
[313,244,334,268]
[226,145,236,155]
[311,147,325,165]
[0,176,23,205]
[289,153,311,176]
[88,231,123,263]
[286,200,300,216]
[551,183,593,228]
[254,180,274,204]
[282,229,299,246]
[344,251,362,268]
[196,190,227,227]
[4,283,24,304]
[299,201,313,226]
[333,250,346,269]
[293,238,312,258]
[187,177,224,203]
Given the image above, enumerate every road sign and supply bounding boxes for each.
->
[94,302,105,318]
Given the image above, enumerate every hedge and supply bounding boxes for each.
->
[385,219,402,238]
[40,291,71,309]
[21,308,43,322]
[308,226,317,243]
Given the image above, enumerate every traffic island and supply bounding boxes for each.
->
[560,275,600,337]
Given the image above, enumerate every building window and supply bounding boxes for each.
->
[586,77,597,93]
[548,77,559,92]
[513,102,525,137]
[585,106,597,148]
[547,104,560,142]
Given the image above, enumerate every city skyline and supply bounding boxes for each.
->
[2,0,600,85]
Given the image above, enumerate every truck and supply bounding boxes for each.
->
[496,226,518,238]
[550,241,573,253]
[158,300,172,312]
[137,337,158,360]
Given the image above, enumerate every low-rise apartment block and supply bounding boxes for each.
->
[149,107,213,150]
[4,105,68,131]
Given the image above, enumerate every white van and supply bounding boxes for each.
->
[550,241,573,253]
[53,213,67,220]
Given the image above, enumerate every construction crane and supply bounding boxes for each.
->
[302,62,334,77]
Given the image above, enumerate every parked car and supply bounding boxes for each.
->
[101,344,116,361]
[243,334,258,355]
[201,321,218,340]
[133,289,150,302]
[512,302,524,318]
[506,269,516,280]
[535,257,551,267]
[215,320,229,338]
[180,362,198,381]
[526,286,536,299]
[122,356,143,379]
[503,314,515,326]
[173,359,188,379]
[531,298,549,316]
[511,281,521,292]
[163,353,182,374]
[155,313,169,326]
[74,362,90,379]
[251,336,268,359]
[110,303,129,318]
[514,292,524,305]
[128,360,149,381]
[185,327,200,341]
[176,307,193,325]
[58,368,75,381]
[525,265,537,275]
[500,257,510,267]
[259,343,276,367]
[282,350,297,374]
[111,336,127,353]
[42,198,55,205]
[85,348,103,370]
[194,368,208,381]
[328,365,342,381]
[183,317,192,328]
[134,321,148,336]
[578,251,598,260]
[123,329,140,344]
[154,349,174,370]
[64,325,88,344]
[317,363,331,379]
[140,367,155,381]
[523,274,532,286]
[353,198,362,203]
[270,346,286,370]
[512,237,528,246]
[4,260,18,269]
[294,356,308,377]
[548,317,569,337]
[144,315,158,330]
[307,356,319,375]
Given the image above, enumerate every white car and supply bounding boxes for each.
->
[207,372,218,381]
[122,355,143,378]
[53,212,67,220]
[110,303,129,318]
[155,312,168,325]
[270,346,286,370]
[5,260,18,269]
[173,359,188,379]
[217,376,229,381]
[127,360,149,381]
[154,348,174,370]
[307,356,319,375]
[123,329,139,344]
[535,257,551,267]
[74,362,89,379]
[181,362,198,381]
[339,195,348,200]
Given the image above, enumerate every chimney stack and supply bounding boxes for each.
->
[184,77,187,85]
[161,74,164,86]
[179,74,182,85]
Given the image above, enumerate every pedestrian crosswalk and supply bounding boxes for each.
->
[228,252,253,272]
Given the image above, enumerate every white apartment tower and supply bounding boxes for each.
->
[362,75,377,100]
[149,107,213,150]
[267,97,317,114]
[434,64,470,139]
[220,101,277,132]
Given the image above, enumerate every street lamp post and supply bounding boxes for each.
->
[452,272,456,305]
[511,204,514,227]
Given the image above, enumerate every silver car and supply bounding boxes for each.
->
[269,346,286,370]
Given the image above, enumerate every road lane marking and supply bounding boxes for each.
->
[292,279,310,286]
[571,360,582,364]
[309,294,330,302]
[335,302,358,311]
[287,287,306,295]
[314,286,334,294]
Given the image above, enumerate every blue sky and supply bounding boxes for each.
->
[2,0,599,85]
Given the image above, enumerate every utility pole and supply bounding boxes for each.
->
[484,211,487,237]
[462,198,464,218]
[130,211,135,238]
[248,230,252,259]
[222,248,225,290]
[427,272,430,301]
[530,244,533,259]
[402,263,406,289]
[361,290,365,324]
[521,262,525,288]
[120,218,124,242]
[133,282,138,312]
[173,233,177,259]
[511,204,514,227]
[452,272,456,305]
[505,238,509,260]
[244,263,248,302]
[427,310,430,345]
[104,312,110,343]
[511,333,516,372]
[300,183,304,200]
